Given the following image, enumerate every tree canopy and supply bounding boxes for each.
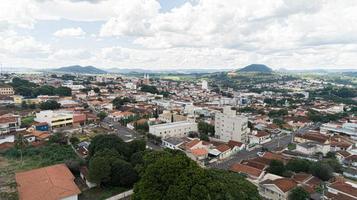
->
[133,150,260,200]
[39,100,61,110]
[288,187,309,200]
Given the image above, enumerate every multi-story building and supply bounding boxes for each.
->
[0,85,14,96]
[149,121,198,138]
[0,114,21,134]
[215,106,250,143]
[34,110,73,128]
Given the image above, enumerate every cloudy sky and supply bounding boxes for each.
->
[0,0,357,70]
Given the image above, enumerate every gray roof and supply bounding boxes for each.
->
[163,137,185,145]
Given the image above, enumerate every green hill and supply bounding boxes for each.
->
[238,64,272,73]
[53,65,107,74]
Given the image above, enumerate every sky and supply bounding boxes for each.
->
[0,0,357,70]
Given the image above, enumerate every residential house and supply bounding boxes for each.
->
[250,131,271,145]
[326,181,357,200]
[15,164,81,200]
[259,178,298,200]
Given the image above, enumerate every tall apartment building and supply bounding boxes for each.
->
[215,106,249,143]
[0,85,14,96]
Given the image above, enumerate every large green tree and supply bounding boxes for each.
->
[88,149,138,187]
[39,100,61,110]
[267,160,286,176]
[133,150,260,200]
[289,187,309,200]
[286,159,311,173]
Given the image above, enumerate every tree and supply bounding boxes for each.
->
[21,116,35,128]
[88,134,129,159]
[55,86,72,96]
[112,97,131,109]
[286,159,311,173]
[110,159,138,187]
[88,153,112,186]
[14,133,28,166]
[88,149,138,187]
[310,162,333,181]
[49,133,67,144]
[69,137,80,146]
[93,87,100,93]
[39,100,61,110]
[197,121,215,136]
[267,160,286,176]
[97,111,107,121]
[133,150,260,200]
[199,133,209,141]
[128,139,146,156]
[289,187,309,200]
[140,84,159,94]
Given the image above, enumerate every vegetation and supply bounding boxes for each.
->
[39,100,61,110]
[140,84,159,94]
[307,109,348,123]
[267,158,340,181]
[21,116,35,128]
[87,135,145,187]
[97,111,108,121]
[10,77,72,97]
[133,150,261,200]
[267,160,286,176]
[3,143,79,169]
[112,97,132,109]
[288,187,309,200]
[197,121,215,136]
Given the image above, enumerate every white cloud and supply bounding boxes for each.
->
[50,48,92,60]
[0,32,50,58]
[53,27,86,37]
[1,0,357,69]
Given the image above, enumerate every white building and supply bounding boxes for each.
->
[215,106,250,143]
[296,142,331,156]
[320,122,357,140]
[35,110,73,128]
[202,80,208,90]
[149,121,198,138]
[125,82,137,90]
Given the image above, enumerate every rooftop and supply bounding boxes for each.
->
[15,164,81,200]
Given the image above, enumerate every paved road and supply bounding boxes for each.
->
[104,119,162,150]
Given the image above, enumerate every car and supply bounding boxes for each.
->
[257,152,265,157]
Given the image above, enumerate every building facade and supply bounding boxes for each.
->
[215,106,250,143]
[35,110,73,128]
[0,85,14,96]
[149,121,198,138]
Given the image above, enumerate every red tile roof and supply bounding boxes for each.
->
[328,181,357,198]
[227,140,244,148]
[216,144,231,153]
[255,131,269,137]
[191,148,208,157]
[230,163,263,178]
[15,164,81,200]
[262,178,297,193]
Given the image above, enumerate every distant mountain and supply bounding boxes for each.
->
[52,65,107,74]
[238,64,273,73]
